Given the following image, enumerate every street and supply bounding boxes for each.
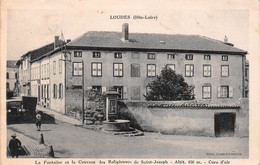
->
[7,120,248,158]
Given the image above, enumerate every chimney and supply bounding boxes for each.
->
[54,36,60,48]
[223,36,234,47]
[224,36,228,43]
[122,23,129,41]
[67,39,71,43]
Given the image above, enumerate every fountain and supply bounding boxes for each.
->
[102,90,131,132]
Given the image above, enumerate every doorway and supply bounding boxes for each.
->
[214,113,236,137]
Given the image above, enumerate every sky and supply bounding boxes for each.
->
[6,7,249,61]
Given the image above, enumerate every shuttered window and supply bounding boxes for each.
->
[217,86,233,98]
[131,64,140,77]
[221,65,229,77]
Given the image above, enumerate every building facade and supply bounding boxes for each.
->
[18,23,248,115]
[6,60,19,97]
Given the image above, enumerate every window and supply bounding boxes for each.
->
[59,83,63,98]
[44,85,46,98]
[41,85,44,98]
[53,84,57,98]
[6,82,9,90]
[217,86,233,98]
[93,52,101,58]
[147,64,156,77]
[114,86,123,99]
[74,51,82,57]
[44,64,46,79]
[222,55,228,61]
[203,65,211,77]
[131,64,140,77]
[113,63,123,77]
[204,55,211,60]
[221,65,229,77]
[131,86,141,100]
[6,72,9,79]
[91,62,102,77]
[185,54,193,60]
[185,64,194,77]
[15,73,18,79]
[73,62,83,76]
[245,68,248,78]
[53,61,56,75]
[114,52,122,58]
[167,54,175,59]
[47,63,49,78]
[47,84,49,99]
[59,60,62,74]
[148,53,156,59]
[167,64,175,71]
[202,86,211,99]
[220,86,229,98]
[92,86,101,92]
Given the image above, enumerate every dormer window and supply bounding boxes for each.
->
[222,55,228,61]
[204,55,211,60]
[167,54,175,59]
[148,53,156,59]
[74,51,82,57]
[114,52,122,58]
[185,54,193,60]
[93,52,101,58]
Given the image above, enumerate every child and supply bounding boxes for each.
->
[36,112,42,131]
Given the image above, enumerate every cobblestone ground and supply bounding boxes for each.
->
[7,120,248,158]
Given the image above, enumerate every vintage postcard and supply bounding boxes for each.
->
[1,0,259,165]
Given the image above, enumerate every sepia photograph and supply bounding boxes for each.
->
[1,0,259,164]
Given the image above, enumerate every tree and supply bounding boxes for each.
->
[144,66,195,101]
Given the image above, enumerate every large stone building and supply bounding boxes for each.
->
[18,23,248,115]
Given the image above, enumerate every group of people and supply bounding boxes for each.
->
[8,111,42,158]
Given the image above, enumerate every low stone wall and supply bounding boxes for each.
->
[118,99,249,137]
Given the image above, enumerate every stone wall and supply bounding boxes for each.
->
[118,99,249,137]
[66,89,106,124]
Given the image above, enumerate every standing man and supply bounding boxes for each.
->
[8,134,22,158]
[36,111,42,131]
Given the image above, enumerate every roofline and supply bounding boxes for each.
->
[30,44,247,63]
[66,46,247,55]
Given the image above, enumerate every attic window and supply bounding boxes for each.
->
[160,41,166,44]
[93,52,101,58]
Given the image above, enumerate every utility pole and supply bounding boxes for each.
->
[82,60,84,124]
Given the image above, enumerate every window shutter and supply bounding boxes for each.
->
[87,87,92,90]
[102,87,107,93]
[217,87,221,98]
[229,86,233,98]
[123,87,127,99]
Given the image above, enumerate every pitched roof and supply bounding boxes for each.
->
[7,60,19,68]
[67,31,247,54]
[30,43,54,61]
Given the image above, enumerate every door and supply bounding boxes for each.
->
[214,113,236,137]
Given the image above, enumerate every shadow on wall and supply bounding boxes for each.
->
[118,101,144,131]
[117,100,248,137]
